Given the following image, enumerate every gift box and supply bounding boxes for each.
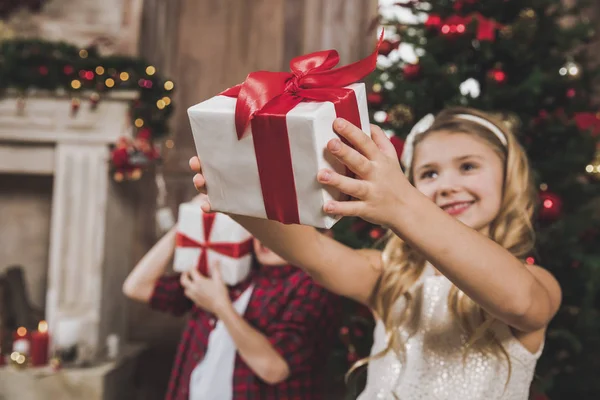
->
[173,203,254,286]
[187,34,382,229]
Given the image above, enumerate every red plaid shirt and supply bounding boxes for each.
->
[149,264,340,400]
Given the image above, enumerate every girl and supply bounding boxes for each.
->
[190,107,561,399]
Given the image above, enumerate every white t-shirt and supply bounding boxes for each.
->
[189,285,254,400]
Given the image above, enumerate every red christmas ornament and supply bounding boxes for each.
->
[441,16,468,36]
[538,191,562,221]
[488,67,507,83]
[370,228,384,240]
[38,66,48,76]
[390,135,405,160]
[526,257,535,265]
[378,39,400,56]
[473,13,501,41]
[575,112,600,136]
[63,65,74,75]
[437,13,502,42]
[367,92,383,106]
[425,14,442,29]
[403,63,421,80]
[566,88,576,98]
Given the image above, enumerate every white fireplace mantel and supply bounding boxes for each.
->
[0,92,138,359]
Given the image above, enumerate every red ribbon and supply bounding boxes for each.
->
[176,213,253,276]
[220,32,383,224]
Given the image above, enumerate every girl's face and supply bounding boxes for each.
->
[253,238,288,266]
[411,131,504,234]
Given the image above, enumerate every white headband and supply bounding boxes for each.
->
[400,113,508,172]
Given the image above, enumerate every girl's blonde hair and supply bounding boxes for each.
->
[352,107,537,383]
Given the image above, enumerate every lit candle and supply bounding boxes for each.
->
[12,327,30,355]
[31,321,50,366]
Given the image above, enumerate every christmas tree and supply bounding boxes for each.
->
[332,1,600,399]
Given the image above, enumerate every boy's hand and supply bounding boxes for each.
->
[180,264,230,315]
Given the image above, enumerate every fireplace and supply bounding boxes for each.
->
[0,91,139,360]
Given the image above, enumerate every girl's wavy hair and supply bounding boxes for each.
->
[348,107,537,388]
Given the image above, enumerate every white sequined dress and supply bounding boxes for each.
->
[357,264,543,400]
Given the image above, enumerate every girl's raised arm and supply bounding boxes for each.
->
[190,156,382,305]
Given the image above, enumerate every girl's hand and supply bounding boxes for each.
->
[317,119,410,226]
[180,264,230,315]
[189,156,212,213]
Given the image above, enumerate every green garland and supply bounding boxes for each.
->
[0,38,174,139]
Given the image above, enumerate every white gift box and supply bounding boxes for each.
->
[187,83,371,229]
[173,203,253,286]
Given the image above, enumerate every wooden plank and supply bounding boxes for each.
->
[162,0,285,175]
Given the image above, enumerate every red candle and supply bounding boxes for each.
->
[30,321,50,366]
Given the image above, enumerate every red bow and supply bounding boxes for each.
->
[222,30,384,139]
[176,213,253,276]
[219,32,384,225]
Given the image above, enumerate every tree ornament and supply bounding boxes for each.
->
[369,228,384,240]
[425,15,442,29]
[585,145,600,181]
[487,65,506,83]
[372,83,382,93]
[538,190,562,221]
[519,8,536,20]
[459,78,481,98]
[367,92,383,106]
[387,105,414,128]
[559,61,581,80]
[378,39,400,57]
[402,63,421,80]
[575,112,600,136]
